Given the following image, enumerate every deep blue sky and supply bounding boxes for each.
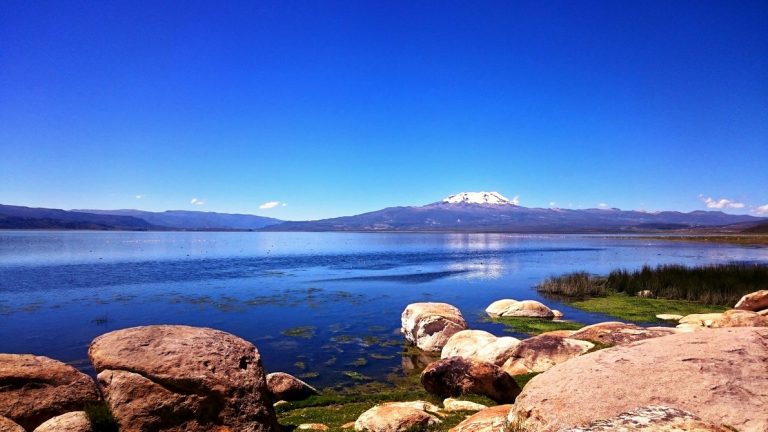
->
[1,1,767,220]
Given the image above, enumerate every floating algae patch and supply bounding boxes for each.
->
[293,361,306,370]
[361,335,382,346]
[298,372,320,379]
[568,293,727,322]
[347,357,368,367]
[281,326,316,339]
[369,353,395,360]
[342,371,372,381]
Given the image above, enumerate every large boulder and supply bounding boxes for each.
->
[441,330,520,365]
[440,330,496,359]
[448,404,514,432]
[354,403,440,432]
[474,337,521,366]
[709,309,768,328]
[485,299,554,318]
[514,328,768,432]
[0,417,25,432]
[501,335,593,376]
[32,411,92,432]
[88,325,279,432]
[420,356,520,403]
[0,354,101,431]
[568,322,676,346]
[401,303,467,352]
[266,372,319,401]
[560,405,730,432]
[734,289,768,311]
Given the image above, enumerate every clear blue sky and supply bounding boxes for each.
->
[1,0,766,220]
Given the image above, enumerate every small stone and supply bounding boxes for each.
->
[442,398,487,413]
[297,423,329,431]
[656,313,683,321]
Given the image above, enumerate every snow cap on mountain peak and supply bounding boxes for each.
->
[443,191,518,205]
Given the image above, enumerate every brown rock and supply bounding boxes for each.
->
[734,289,768,311]
[0,354,101,431]
[401,303,468,352]
[448,405,514,432]
[513,328,768,432]
[89,325,279,432]
[501,335,593,375]
[32,411,92,432]
[420,356,520,403]
[0,417,25,432]
[758,309,768,316]
[709,309,768,328]
[569,321,676,346]
[266,372,318,401]
[354,403,440,432]
[485,299,554,318]
[560,405,730,431]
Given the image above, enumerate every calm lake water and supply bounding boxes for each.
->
[1,231,767,388]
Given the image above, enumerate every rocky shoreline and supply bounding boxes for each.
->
[1,290,767,431]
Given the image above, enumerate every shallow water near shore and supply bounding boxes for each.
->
[1,231,767,388]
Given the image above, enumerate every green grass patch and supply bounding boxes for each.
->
[85,403,119,432]
[490,317,585,335]
[277,374,498,431]
[568,293,726,322]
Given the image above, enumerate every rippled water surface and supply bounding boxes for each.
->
[1,231,766,387]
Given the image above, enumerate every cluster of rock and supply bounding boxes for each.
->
[1,325,289,432]
[396,291,768,432]
[353,398,509,432]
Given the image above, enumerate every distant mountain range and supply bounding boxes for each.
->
[262,191,766,233]
[1,191,766,233]
[0,205,281,231]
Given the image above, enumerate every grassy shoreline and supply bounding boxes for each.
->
[619,235,768,246]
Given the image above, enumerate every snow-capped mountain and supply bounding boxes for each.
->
[442,191,517,205]
[262,192,765,233]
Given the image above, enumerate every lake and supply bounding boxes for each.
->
[1,231,766,388]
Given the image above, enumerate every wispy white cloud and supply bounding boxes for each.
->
[510,195,520,205]
[549,201,557,208]
[135,195,144,199]
[597,203,609,209]
[700,195,744,209]
[755,204,768,215]
[259,201,281,209]
[190,198,205,206]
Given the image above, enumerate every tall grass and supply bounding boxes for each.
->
[536,263,768,305]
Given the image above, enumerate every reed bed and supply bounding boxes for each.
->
[536,263,768,306]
